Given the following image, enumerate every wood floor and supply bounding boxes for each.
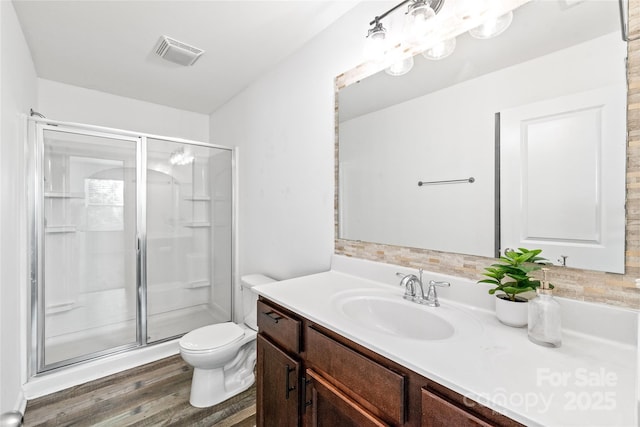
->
[23,355,256,427]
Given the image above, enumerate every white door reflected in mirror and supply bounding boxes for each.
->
[500,86,626,273]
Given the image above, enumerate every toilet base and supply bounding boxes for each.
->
[189,370,255,408]
[188,340,257,408]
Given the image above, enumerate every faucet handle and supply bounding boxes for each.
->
[417,280,450,307]
[429,280,450,288]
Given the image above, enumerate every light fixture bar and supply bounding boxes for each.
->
[369,0,410,26]
[368,0,445,26]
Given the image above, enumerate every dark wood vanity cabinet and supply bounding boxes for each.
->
[256,299,303,427]
[256,296,523,427]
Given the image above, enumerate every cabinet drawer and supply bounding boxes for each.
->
[257,299,301,354]
[422,386,522,427]
[422,387,492,427]
[305,326,405,425]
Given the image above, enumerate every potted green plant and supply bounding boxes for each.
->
[478,248,551,327]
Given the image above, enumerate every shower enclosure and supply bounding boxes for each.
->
[28,120,234,373]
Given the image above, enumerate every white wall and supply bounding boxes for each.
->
[210,3,379,298]
[0,0,37,415]
[340,32,626,257]
[38,79,210,142]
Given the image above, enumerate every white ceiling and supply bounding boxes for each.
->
[12,0,358,114]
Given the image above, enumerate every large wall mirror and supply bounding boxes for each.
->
[338,0,627,274]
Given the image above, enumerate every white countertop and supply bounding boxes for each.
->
[253,257,639,427]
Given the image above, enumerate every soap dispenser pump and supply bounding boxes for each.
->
[528,268,561,347]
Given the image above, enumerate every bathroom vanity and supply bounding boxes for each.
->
[254,257,637,427]
[257,297,519,426]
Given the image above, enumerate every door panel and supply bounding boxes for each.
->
[257,335,300,427]
[305,369,389,427]
[500,86,626,272]
[39,126,139,368]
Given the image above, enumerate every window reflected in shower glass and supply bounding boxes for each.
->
[85,178,124,231]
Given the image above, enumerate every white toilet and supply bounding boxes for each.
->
[179,274,275,408]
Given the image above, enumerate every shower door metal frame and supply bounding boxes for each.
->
[28,116,236,376]
[30,122,144,374]
[137,136,148,348]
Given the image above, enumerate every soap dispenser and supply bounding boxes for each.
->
[528,268,561,347]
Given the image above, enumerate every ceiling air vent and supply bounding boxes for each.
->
[154,35,204,66]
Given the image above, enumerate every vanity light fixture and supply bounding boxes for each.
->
[364,0,445,60]
[421,37,456,60]
[469,10,514,39]
[385,55,415,76]
[405,0,437,39]
[364,19,388,60]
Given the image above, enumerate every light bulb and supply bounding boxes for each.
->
[385,56,414,77]
[469,11,513,39]
[422,38,456,60]
[364,21,387,60]
[405,0,436,39]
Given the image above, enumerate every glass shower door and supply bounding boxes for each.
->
[145,139,232,342]
[37,125,141,370]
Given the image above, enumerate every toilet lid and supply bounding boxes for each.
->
[179,322,244,351]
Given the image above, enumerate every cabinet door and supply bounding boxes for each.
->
[304,369,389,427]
[421,387,492,427]
[305,326,405,424]
[257,334,301,427]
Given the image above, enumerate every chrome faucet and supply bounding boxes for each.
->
[397,270,450,306]
[419,280,450,307]
[396,270,422,301]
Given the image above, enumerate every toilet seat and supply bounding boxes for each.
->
[179,322,244,352]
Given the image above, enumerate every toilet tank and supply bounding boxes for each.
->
[241,274,276,330]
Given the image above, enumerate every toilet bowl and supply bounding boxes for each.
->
[179,274,276,408]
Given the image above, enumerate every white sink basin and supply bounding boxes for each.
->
[335,294,455,340]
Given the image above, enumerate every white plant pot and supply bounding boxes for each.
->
[495,295,528,327]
